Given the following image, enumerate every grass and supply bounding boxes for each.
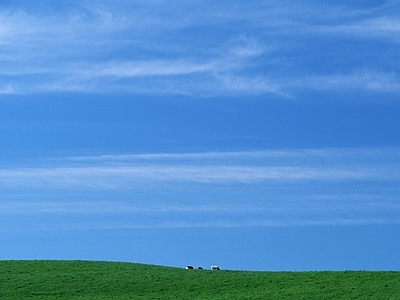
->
[0,260,399,299]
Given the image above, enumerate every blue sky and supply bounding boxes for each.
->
[1,0,400,271]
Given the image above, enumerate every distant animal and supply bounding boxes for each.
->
[186,265,194,269]
[198,266,203,270]
[210,265,220,270]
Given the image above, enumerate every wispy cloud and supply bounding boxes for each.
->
[1,1,400,97]
[290,70,400,93]
[0,165,388,189]
[2,147,398,230]
[0,148,398,189]
[2,197,400,231]
[0,2,275,96]
[319,16,400,40]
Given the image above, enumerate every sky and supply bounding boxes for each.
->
[0,0,400,271]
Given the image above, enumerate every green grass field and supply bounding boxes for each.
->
[0,260,399,299]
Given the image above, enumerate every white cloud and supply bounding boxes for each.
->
[0,83,15,94]
[1,1,400,97]
[1,147,399,230]
[218,74,283,95]
[320,17,400,40]
[1,198,399,230]
[291,70,400,93]
[0,148,398,189]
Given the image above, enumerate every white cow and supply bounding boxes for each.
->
[210,265,220,270]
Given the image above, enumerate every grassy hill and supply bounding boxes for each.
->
[0,260,399,299]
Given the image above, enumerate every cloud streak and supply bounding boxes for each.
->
[1,1,400,97]
[1,199,399,231]
[0,166,386,189]
[290,70,400,93]
[1,148,399,230]
[0,148,399,189]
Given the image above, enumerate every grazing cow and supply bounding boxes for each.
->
[186,265,194,269]
[198,266,203,270]
[210,265,220,270]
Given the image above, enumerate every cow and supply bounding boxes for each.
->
[210,265,220,270]
[185,265,194,269]
[198,266,203,270]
